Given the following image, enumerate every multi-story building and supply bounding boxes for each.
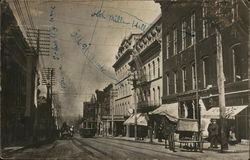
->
[156,0,249,140]
[100,83,113,136]
[1,1,37,147]
[128,15,162,138]
[82,95,97,130]
[112,34,141,136]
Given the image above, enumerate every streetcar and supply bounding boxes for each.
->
[79,121,97,138]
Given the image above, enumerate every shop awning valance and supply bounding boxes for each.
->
[202,105,248,119]
[123,113,148,126]
[149,103,178,122]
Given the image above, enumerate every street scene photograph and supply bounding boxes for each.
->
[1,0,249,159]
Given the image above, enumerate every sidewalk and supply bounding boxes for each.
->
[1,138,55,157]
[107,136,249,153]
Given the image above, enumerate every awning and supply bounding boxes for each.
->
[202,105,248,119]
[123,113,148,126]
[150,103,178,122]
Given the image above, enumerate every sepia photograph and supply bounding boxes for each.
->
[1,0,249,159]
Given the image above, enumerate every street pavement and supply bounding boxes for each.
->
[3,134,249,160]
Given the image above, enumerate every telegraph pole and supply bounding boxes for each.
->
[216,27,228,152]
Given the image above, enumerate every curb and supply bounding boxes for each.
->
[105,137,165,146]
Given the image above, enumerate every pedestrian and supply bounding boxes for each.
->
[207,119,219,149]
[228,126,237,145]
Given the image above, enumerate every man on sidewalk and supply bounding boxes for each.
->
[208,119,219,149]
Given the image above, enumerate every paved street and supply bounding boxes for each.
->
[4,135,249,160]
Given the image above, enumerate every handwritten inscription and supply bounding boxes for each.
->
[49,5,66,89]
[91,9,148,31]
[71,31,123,86]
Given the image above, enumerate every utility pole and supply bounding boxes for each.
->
[216,27,228,152]
[110,87,117,137]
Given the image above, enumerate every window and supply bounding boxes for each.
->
[166,74,170,95]
[143,66,146,76]
[231,0,238,23]
[173,28,177,55]
[182,21,187,50]
[202,57,209,88]
[148,63,151,81]
[148,90,151,102]
[191,62,196,90]
[191,13,195,45]
[153,61,155,79]
[157,58,160,77]
[158,86,161,105]
[232,48,244,81]
[182,67,187,92]
[174,72,177,93]
[202,7,208,39]
[166,34,170,59]
[153,88,155,105]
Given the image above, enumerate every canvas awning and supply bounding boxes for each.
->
[123,113,148,126]
[202,105,248,119]
[150,103,179,122]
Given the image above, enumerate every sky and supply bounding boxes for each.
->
[8,0,161,118]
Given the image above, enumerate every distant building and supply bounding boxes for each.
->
[156,0,249,139]
[82,95,97,130]
[112,34,141,136]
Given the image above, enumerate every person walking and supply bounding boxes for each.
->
[208,119,219,149]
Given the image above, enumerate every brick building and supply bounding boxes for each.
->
[156,0,249,140]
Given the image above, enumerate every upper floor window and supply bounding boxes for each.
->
[166,73,170,95]
[191,13,196,45]
[148,63,151,81]
[158,86,161,105]
[166,34,170,59]
[153,61,155,79]
[231,0,238,23]
[182,66,187,92]
[153,88,156,104]
[191,62,196,90]
[232,48,245,81]
[202,57,209,88]
[173,28,177,55]
[182,21,187,50]
[202,7,208,39]
[174,72,177,93]
[157,58,160,77]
